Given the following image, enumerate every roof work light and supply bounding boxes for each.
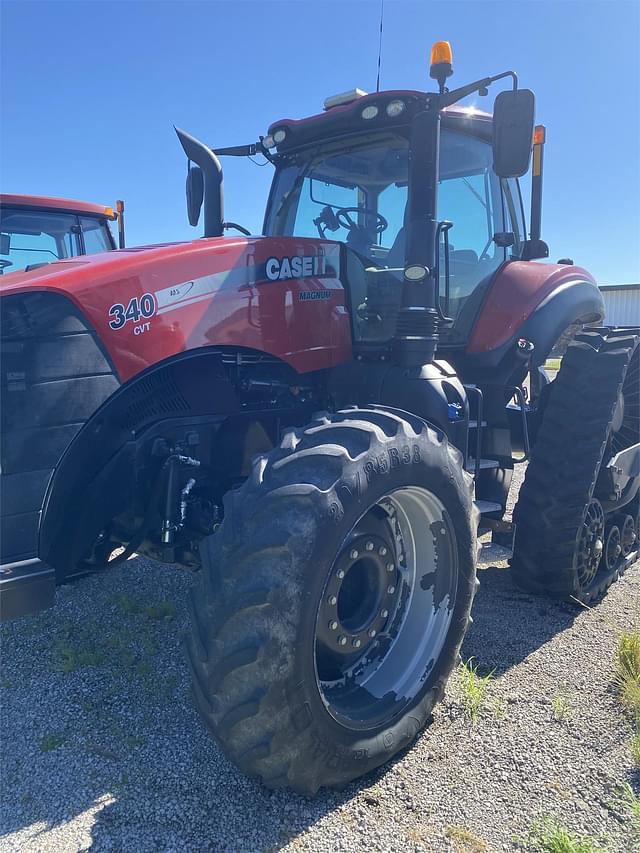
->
[430,41,453,93]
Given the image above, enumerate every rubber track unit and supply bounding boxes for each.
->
[511,328,639,605]
[185,407,478,794]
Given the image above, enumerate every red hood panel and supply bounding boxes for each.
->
[0,236,351,381]
[467,261,598,353]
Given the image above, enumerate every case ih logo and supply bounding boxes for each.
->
[265,255,327,281]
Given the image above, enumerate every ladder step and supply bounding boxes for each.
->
[475,500,502,514]
[466,458,500,471]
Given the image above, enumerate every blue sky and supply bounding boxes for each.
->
[1,0,638,284]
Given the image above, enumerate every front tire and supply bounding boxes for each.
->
[186,407,478,794]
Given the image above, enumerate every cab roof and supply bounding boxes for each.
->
[267,89,493,154]
[0,194,117,220]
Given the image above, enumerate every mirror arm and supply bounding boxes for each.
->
[438,70,518,108]
[213,139,276,164]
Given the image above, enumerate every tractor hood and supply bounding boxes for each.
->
[0,235,349,382]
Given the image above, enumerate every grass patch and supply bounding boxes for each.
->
[55,638,105,672]
[144,601,176,621]
[444,824,489,851]
[110,594,175,622]
[615,631,640,715]
[40,732,66,752]
[611,782,640,837]
[552,691,572,722]
[526,817,604,852]
[458,658,494,723]
[632,725,640,766]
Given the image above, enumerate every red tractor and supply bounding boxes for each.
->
[1,43,638,794]
[0,194,125,274]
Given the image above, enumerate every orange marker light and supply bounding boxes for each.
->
[533,125,546,145]
[104,206,114,218]
[430,41,453,67]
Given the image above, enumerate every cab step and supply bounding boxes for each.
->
[466,458,500,471]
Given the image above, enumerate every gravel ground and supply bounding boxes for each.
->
[1,466,639,852]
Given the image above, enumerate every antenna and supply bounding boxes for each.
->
[375,0,384,92]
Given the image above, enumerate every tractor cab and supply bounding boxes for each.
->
[181,41,542,366]
[262,93,527,346]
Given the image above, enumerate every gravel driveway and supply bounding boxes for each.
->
[1,467,638,852]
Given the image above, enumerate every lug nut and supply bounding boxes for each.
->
[379,546,387,556]
[349,549,359,559]
[336,569,345,579]
[338,635,347,646]
[352,638,362,648]
[328,620,338,631]
[327,595,337,606]
[387,585,395,594]
[368,628,377,638]
[380,609,389,619]
[386,562,395,573]
[365,541,374,551]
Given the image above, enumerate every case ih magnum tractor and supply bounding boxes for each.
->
[1,43,638,793]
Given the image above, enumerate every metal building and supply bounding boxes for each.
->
[599,283,639,326]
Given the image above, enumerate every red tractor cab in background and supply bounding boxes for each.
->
[0,194,125,274]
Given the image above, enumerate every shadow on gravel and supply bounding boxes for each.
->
[461,564,578,675]
[0,558,582,852]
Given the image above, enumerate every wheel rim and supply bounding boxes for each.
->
[604,525,622,571]
[620,515,637,558]
[575,499,605,587]
[314,486,458,730]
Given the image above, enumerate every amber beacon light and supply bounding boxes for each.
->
[430,40,453,92]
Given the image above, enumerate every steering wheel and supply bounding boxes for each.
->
[335,207,388,236]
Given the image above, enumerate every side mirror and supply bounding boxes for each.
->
[492,88,535,178]
[186,165,204,227]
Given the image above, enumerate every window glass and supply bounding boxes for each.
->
[80,217,113,254]
[266,135,409,258]
[376,182,407,250]
[503,178,525,255]
[0,209,78,273]
[437,133,505,318]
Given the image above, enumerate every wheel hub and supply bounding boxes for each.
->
[620,515,637,558]
[576,499,605,587]
[316,532,400,658]
[604,525,622,571]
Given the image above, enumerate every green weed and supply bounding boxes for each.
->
[144,600,176,621]
[616,631,640,715]
[458,658,494,723]
[526,817,604,852]
[552,692,572,721]
[40,732,66,752]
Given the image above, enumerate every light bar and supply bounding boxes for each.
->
[323,88,368,111]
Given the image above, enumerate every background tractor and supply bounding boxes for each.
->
[0,194,125,274]
[0,42,638,794]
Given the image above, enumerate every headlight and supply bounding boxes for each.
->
[361,105,379,120]
[273,128,287,144]
[262,134,275,149]
[404,264,429,281]
[386,99,406,118]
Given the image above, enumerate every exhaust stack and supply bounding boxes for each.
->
[175,127,224,238]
